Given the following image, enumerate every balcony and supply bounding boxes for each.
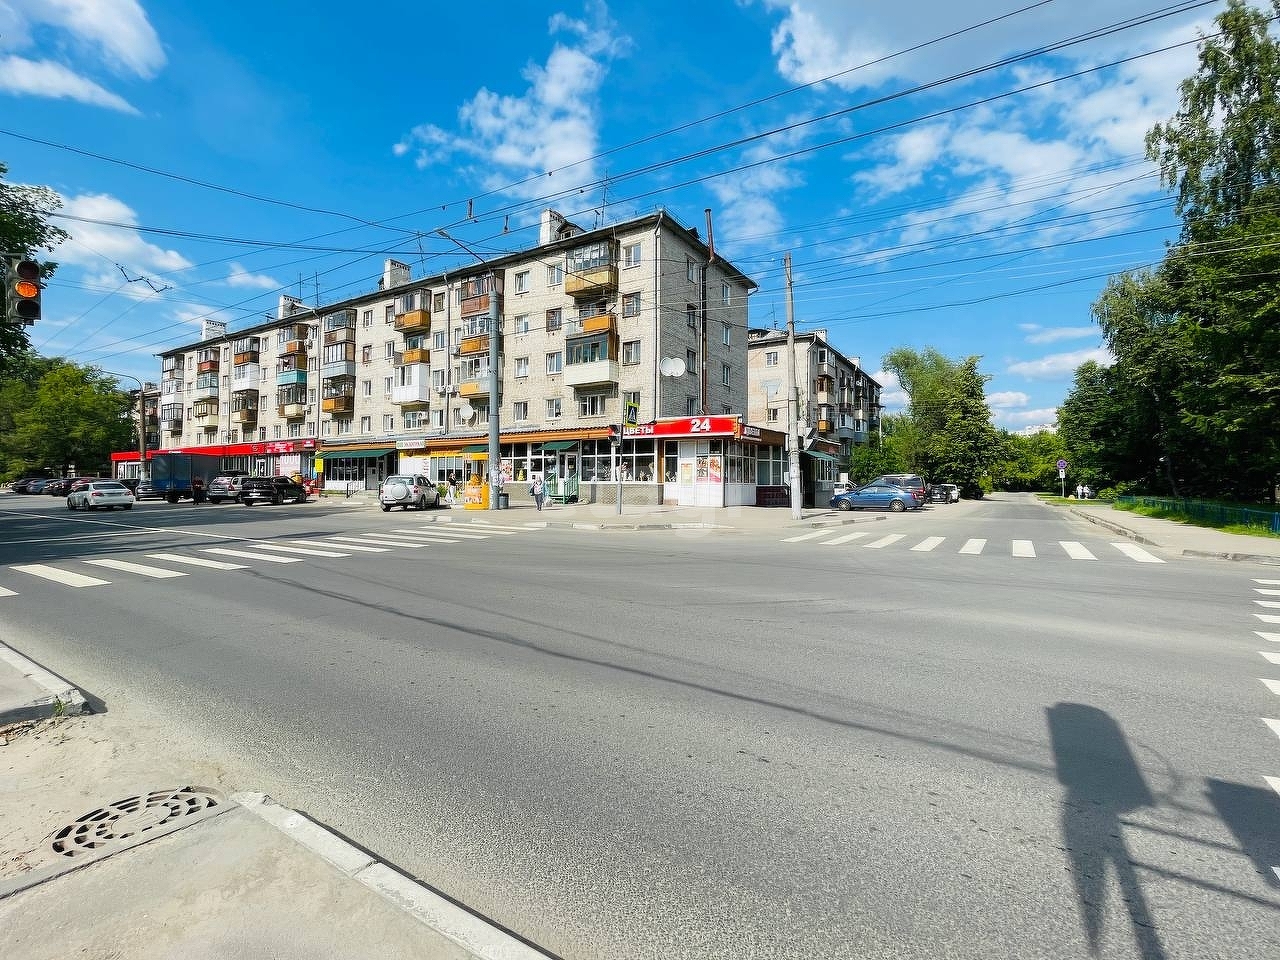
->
[391,382,431,405]
[193,409,220,429]
[566,313,617,337]
[190,383,218,401]
[233,349,259,365]
[276,368,307,386]
[231,363,261,386]
[564,358,620,389]
[457,379,489,398]
[321,360,357,378]
[164,418,182,432]
[460,292,499,318]
[278,403,307,420]
[322,395,354,414]
[458,334,489,356]
[398,347,429,366]
[817,419,832,433]
[233,407,258,424]
[565,263,618,298]
[323,325,355,345]
[197,358,220,374]
[394,309,430,334]
[281,339,308,357]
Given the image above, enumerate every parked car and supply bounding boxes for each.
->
[943,483,960,502]
[830,483,923,512]
[867,474,926,505]
[379,474,440,512]
[66,478,98,497]
[11,475,53,493]
[46,476,98,496]
[926,484,950,504]
[67,480,135,511]
[21,478,51,495]
[133,479,164,500]
[239,476,308,505]
[206,472,253,504]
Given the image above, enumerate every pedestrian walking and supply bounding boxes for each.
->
[531,476,545,511]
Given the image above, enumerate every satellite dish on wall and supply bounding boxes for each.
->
[659,356,687,377]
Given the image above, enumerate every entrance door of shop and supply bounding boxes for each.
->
[552,453,579,503]
[365,459,386,491]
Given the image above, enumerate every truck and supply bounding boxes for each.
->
[149,453,224,503]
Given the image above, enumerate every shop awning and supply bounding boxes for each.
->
[805,450,839,463]
[321,447,393,460]
[540,439,578,451]
[461,444,488,453]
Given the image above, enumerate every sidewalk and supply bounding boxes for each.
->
[1066,501,1280,564]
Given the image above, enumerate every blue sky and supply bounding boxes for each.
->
[1,0,1229,430]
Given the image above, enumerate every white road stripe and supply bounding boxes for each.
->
[958,538,986,555]
[1255,589,1280,596]
[823,531,869,546]
[0,585,18,597]
[1255,600,1280,608]
[1263,718,1280,740]
[1267,776,1280,799]
[1258,632,1280,641]
[435,525,517,536]
[1255,579,1280,585]
[1260,650,1280,665]
[253,543,351,558]
[147,553,248,570]
[1111,542,1164,563]
[82,558,187,579]
[1260,678,1280,696]
[10,564,110,587]
[390,528,482,540]
[1256,614,1280,624]
[1058,541,1097,561]
[912,537,946,552]
[328,535,424,549]
[465,522,537,532]
[782,531,830,543]
[864,534,905,549]
[290,539,388,554]
[1011,540,1036,558]
[202,548,305,563]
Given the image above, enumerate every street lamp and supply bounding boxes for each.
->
[99,369,148,482]
[437,229,501,511]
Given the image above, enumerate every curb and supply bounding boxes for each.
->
[0,642,87,723]
[233,793,551,960]
[1181,549,1280,565]
[1067,508,1158,546]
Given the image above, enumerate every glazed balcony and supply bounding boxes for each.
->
[565,313,617,338]
[233,407,258,425]
[394,309,431,334]
[323,324,355,345]
[277,403,307,420]
[190,383,219,401]
[321,359,357,378]
[564,358,620,389]
[460,292,500,318]
[280,339,308,358]
[321,395,354,414]
[233,348,259,365]
[458,334,490,357]
[164,418,183,432]
[397,347,430,366]
[457,379,489,398]
[565,263,617,298]
[391,382,431,405]
[197,357,220,374]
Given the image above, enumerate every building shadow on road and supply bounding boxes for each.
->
[1047,702,1167,959]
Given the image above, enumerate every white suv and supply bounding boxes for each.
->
[379,474,440,512]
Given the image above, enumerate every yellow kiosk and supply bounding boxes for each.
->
[463,448,489,509]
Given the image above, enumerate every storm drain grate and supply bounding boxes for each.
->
[50,787,223,858]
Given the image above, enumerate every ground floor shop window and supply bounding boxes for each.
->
[757,446,785,485]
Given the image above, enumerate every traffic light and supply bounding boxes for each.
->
[5,257,41,325]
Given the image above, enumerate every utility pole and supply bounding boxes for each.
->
[784,254,802,520]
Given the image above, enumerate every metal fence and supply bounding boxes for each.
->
[1116,496,1280,534]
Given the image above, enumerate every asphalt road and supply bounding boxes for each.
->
[0,492,1277,959]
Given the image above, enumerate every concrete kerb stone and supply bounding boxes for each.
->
[232,793,550,960]
[1067,507,1158,546]
[1183,548,1280,565]
[0,642,88,722]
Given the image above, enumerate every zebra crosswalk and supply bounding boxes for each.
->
[780,530,1165,563]
[0,521,542,599]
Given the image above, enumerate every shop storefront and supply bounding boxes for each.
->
[628,417,787,508]
[315,445,395,492]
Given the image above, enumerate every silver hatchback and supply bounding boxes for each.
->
[379,474,439,511]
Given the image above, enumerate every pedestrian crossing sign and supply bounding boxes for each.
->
[625,399,640,426]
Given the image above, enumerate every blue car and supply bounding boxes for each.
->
[830,483,922,513]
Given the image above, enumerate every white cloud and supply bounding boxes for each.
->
[1021,324,1098,344]
[986,390,1029,409]
[994,406,1059,427]
[53,192,193,286]
[0,56,138,112]
[1006,348,1112,380]
[872,368,909,410]
[394,3,629,199]
[227,263,280,291]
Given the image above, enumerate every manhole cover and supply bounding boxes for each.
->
[50,787,223,858]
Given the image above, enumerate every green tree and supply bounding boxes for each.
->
[5,363,134,476]
[989,430,1067,493]
[0,163,69,376]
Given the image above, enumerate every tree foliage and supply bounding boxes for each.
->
[0,163,69,376]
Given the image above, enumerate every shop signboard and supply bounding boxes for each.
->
[624,416,741,438]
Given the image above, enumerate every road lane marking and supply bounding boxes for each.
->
[1261,651,1280,665]
[1255,579,1280,585]
[958,538,986,555]
[147,553,247,570]
[384,531,461,543]
[10,564,110,587]
[82,558,187,579]
[1059,541,1097,560]
[290,539,388,553]
[1263,718,1280,740]
[328,535,425,549]
[202,548,304,563]
[911,537,945,552]
[1011,540,1035,558]
[1255,600,1280,608]
[430,525,517,536]
[1111,543,1164,563]
[1255,589,1280,596]
[1267,776,1280,799]
[864,534,905,549]
[0,585,17,597]
[782,531,829,543]
[390,528,478,540]
[253,544,352,558]
[465,522,537,532]
[823,531,869,546]
[1260,678,1280,696]
[1256,615,1280,624]
[1258,632,1280,642]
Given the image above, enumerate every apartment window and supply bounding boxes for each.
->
[453,408,467,426]
[546,308,562,332]
[721,362,731,386]
[363,309,374,328]
[289,422,303,438]
[514,270,530,294]
[433,331,446,350]
[721,282,731,306]
[432,369,446,390]
[623,390,640,410]
[767,407,779,423]
[361,379,372,397]
[360,416,372,433]
[577,392,610,417]
[722,322,731,346]
[431,409,445,428]
[765,350,779,367]
[816,348,828,363]
[546,351,563,375]
[686,257,696,282]
[384,341,395,359]
[622,340,641,365]
[546,398,562,419]
[686,396,697,415]
[362,344,373,364]
[622,292,641,317]
[513,400,529,421]
[384,305,394,324]
[686,304,696,328]
[623,242,641,268]
[383,415,395,431]
[383,376,393,394]
[686,348,697,375]
[515,356,530,378]
[513,314,530,334]
[546,264,562,287]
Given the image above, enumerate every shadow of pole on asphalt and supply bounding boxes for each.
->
[1047,702,1168,959]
